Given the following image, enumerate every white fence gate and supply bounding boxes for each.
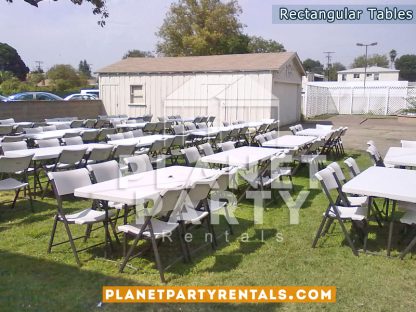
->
[304,84,416,118]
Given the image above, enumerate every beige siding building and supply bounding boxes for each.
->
[97,52,305,125]
[337,66,399,82]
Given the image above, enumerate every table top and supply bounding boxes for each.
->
[4,143,112,161]
[200,146,284,168]
[342,166,416,203]
[45,121,73,126]
[74,166,220,205]
[262,135,316,149]
[23,128,96,140]
[295,129,332,137]
[115,122,147,129]
[106,134,174,147]
[384,147,416,167]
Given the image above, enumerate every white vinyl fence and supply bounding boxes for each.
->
[304,83,416,118]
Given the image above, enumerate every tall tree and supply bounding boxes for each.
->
[122,50,154,59]
[47,64,86,92]
[156,0,247,56]
[78,60,92,78]
[247,36,285,53]
[6,0,109,26]
[351,54,389,68]
[328,62,346,81]
[395,54,416,81]
[0,43,29,80]
[389,49,397,69]
[302,59,324,74]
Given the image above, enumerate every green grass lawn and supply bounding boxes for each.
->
[1,150,416,311]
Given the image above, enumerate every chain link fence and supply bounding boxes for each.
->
[304,84,415,118]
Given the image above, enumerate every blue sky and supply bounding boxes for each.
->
[0,0,415,73]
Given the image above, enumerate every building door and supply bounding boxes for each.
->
[101,84,120,115]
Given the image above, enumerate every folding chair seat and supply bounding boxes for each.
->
[312,167,368,256]
[47,168,116,266]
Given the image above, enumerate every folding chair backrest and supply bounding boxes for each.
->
[196,122,207,129]
[344,157,361,178]
[221,141,235,152]
[257,124,268,134]
[113,144,136,159]
[124,154,153,174]
[48,168,92,196]
[84,119,97,128]
[143,122,157,133]
[254,134,265,145]
[37,138,61,148]
[87,160,121,183]
[88,146,114,162]
[98,128,116,141]
[182,146,201,166]
[289,126,297,135]
[1,141,28,152]
[184,122,196,131]
[42,125,57,131]
[186,175,218,207]
[0,125,14,135]
[107,133,124,141]
[123,131,134,139]
[294,124,304,131]
[366,145,384,166]
[151,188,187,218]
[148,140,165,155]
[315,167,339,192]
[55,124,71,130]
[64,136,83,145]
[199,143,214,156]
[24,127,43,134]
[95,119,108,129]
[223,121,230,127]
[171,135,187,148]
[173,124,186,135]
[327,162,346,184]
[263,132,274,141]
[208,116,215,123]
[58,148,87,165]
[81,130,99,142]
[132,129,144,137]
[269,130,278,139]
[154,122,166,133]
[401,140,416,148]
[70,120,85,128]
[316,124,333,130]
[1,135,25,143]
[0,154,34,173]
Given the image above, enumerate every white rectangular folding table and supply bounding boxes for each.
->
[74,166,220,205]
[200,146,284,168]
[342,166,416,255]
[262,135,316,149]
[23,128,95,140]
[106,135,174,148]
[295,129,332,138]
[115,122,147,130]
[4,143,113,161]
[384,147,416,167]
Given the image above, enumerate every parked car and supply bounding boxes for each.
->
[80,89,99,98]
[64,93,98,101]
[0,94,7,101]
[7,92,63,101]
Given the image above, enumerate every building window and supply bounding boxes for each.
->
[374,73,380,81]
[367,73,372,77]
[130,85,145,105]
[353,74,360,78]
[342,74,346,81]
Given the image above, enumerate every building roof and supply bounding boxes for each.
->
[97,52,305,75]
[338,66,399,74]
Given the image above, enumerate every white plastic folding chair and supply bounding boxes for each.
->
[344,157,361,179]
[182,146,201,167]
[0,125,14,136]
[118,188,189,282]
[312,167,368,256]
[107,133,124,141]
[132,129,144,138]
[0,154,34,211]
[83,145,114,165]
[1,141,28,153]
[47,168,116,266]
[198,142,215,156]
[81,129,99,143]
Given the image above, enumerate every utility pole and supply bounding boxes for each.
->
[323,52,335,81]
[34,61,43,72]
